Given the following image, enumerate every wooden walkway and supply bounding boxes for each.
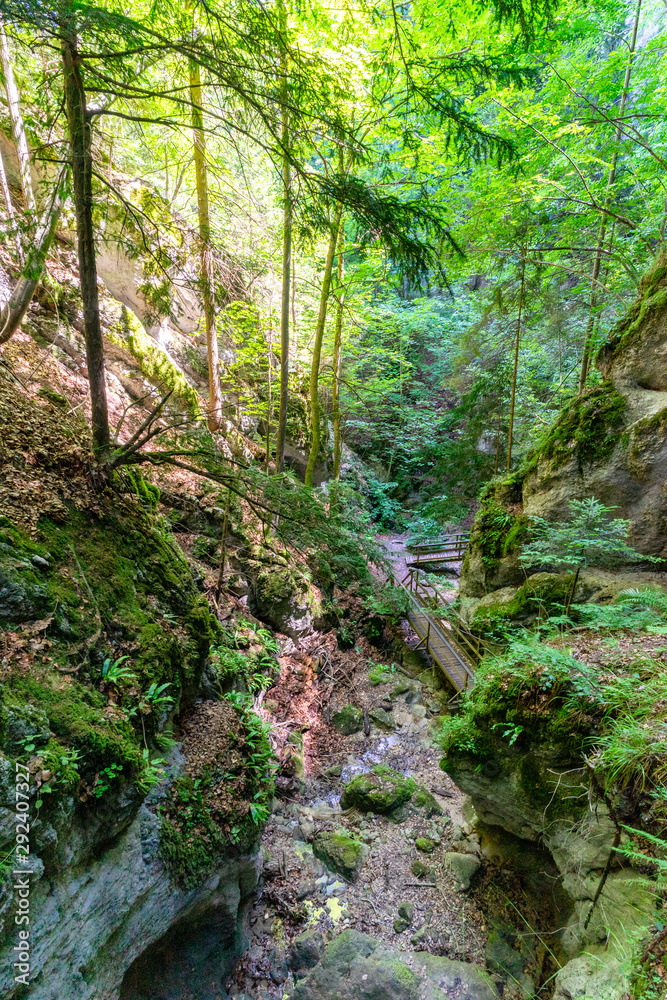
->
[397,532,478,694]
[407,604,476,693]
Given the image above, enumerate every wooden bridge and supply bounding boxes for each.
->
[406,532,470,568]
[397,533,481,695]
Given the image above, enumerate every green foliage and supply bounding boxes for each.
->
[571,587,667,633]
[209,618,279,695]
[520,498,657,573]
[159,698,274,889]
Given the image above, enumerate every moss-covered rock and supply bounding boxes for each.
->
[292,930,500,1000]
[340,768,417,816]
[415,837,435,853]
[247,559,321,639]
[331,705,364,735]
[312,832,368,881]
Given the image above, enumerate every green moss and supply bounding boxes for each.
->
[312,831,368,879]
[340,767,417,816]
[108,306,201,415]
[415,837,435,853]
[530,381,626,470]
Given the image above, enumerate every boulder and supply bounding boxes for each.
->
[292,930,499,1000]
[289,929,325,978]
[368,706,394,730]
[445,852,480,890]
[552,953,626,1000]
[415,837,435,854]
[340,768,415,817]
[330,706,364,735]
[311,832,368,881]
[248,562,321,639]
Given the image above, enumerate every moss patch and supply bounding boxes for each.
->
[529,382,626,471]
[108,305,202,415]
[340,767,417,816]
[598,251,667,363]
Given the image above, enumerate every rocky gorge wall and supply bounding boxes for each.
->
[460,253,667,604]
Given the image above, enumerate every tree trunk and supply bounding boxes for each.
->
[61,33,110,459]
[332,221,345,480]
[189,57,223,431]
[305,205,344,487]
[578,0,641,394]
[275,122,292,474]
[0,166,67,344]
[0,17,35,216]
[0,125,21,264]
[506,250,526,472]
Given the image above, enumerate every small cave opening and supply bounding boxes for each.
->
[119,892,250,1000]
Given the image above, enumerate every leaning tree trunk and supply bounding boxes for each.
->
[0,165,67,344]
[61,32,110,459]
[189,57,223,432]
[304,205,344,487]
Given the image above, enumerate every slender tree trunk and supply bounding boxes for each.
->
[275,121,292,473]
[62,33,110,459]
[265,318,273,473]
[332,221,345,481]
[189,57,223,431]
[0,18,35,216]
[578,0,642,394]
[0,166,67,344]
[215,489,231,599]
[0,130,21,264]
[305,206,344,487]
[506,249,526,472]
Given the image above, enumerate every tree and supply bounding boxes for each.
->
[61,24,110,459]
[520,497,658,611]
[188,43,223,431]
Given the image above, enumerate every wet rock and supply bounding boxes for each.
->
[412,788,444,817]
[291,929,500,1000]
[289,930,324,979]
[312,832,368,881]
[445,851,481,890]
[485,930,535,1000]
[340,768,415,817]
[296,879,317,900]
[331,705,364,735]
[368,707,394,730]
[31,554,50,570]
[398,901,414,923]
[415,837,435,853]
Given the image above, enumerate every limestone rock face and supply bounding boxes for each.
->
[0,772,260,1000]
[461,256,667,599]
[292,930,499,1000]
